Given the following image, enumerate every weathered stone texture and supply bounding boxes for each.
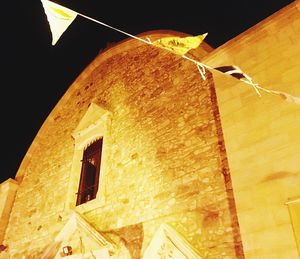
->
[202,1,300,258]
[0,179,18,245]
[2,32,241,258]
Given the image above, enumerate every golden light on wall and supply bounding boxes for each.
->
[286,198,300,254]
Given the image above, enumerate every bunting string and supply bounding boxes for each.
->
[41,0,300,105]
[77,13,151,45]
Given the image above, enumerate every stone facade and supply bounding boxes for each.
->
[0,179,18,245]
[202,1,300,258]
[1,1,300,258]
[0,31,242,258]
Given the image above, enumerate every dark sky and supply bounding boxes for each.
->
[1,0,294,183]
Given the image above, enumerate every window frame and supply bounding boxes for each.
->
[65,103,111,212]
[76,138,103,206]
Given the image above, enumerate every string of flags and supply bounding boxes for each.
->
[214,65,262,96]
[213,65,300,105]
[40,0,300,105]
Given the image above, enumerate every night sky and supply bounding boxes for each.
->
[1,0,294,183]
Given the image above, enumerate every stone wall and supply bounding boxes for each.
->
[2,31,242,258]
[202,1,300,258]
[0,179,18,244]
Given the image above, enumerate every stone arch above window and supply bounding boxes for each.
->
[71,103,111,146]
[66,103,111,213]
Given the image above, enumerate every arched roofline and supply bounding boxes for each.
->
[15,30,212,182]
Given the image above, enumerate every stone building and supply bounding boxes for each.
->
[1,1,300,258]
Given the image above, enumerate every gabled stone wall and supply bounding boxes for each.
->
[2,31,242,258]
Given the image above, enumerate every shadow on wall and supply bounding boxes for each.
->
[102,223,144,259]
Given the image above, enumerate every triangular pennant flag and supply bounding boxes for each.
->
[214,65,248,80]
[214,65,300,105]
[214,65,262,95]
[152,33,208,56]
[41,0,77,45]
[38,1,300,106]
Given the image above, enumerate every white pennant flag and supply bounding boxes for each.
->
[41,0,77,45]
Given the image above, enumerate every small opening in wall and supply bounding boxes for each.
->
[76,138,103,206]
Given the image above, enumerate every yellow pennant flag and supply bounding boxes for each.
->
[41,0,77,45]
[152,33,208,56]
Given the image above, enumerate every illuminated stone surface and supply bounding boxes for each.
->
[0,179,18,244]
[1,1,300,258]
[202,1,300,258]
